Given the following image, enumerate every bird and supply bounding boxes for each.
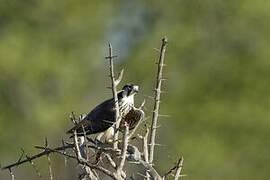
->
[66,84,144,139]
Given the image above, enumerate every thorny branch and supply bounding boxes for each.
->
[2,38,184,180]
[2,143,74,170]
[149,37,168,164]
[163,157,184,180]
[106,43,123,150]
[117,124,129,177]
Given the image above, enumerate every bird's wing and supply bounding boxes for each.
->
[120,107,145,130]
[66,98,116,135]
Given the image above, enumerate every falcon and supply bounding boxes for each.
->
[67,84,144,138]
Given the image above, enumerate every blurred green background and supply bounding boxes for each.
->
[1,0,270,179]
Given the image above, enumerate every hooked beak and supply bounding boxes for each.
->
[133,85,139,93]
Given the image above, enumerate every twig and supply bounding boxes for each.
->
[106,43,122,150]
[174,157,184,180]
[149,37,168,164]
[73,130,83,161]
[139,160,162,180]
[37,143,120,178]
[163,157,184,179]
[140,127,150,180]
[143,128,149,163]
[117,124,129,175]
[76,131,101,180]
[105,153,117,169]
[9,168,15,180]
[26,154,41,177]
[47,155,53,180]
[61,138,68,167]
[35,146,77,159]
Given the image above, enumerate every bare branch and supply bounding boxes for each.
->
[61,138,68,166]
[139,160,162,180]
[117,124,129,175]
[174,157,184,180]
[9,168,14,180]
[107,43,122,150]
[25,154,41,177]
[139,99,146,109]
[73,130,83,161]
[149,37,168,164]
[2,143,74,170]
[143,128,149,163]
[47,155,53,180]
[115,69,124,86]
[105,153,117,169]
[163,157,184,180]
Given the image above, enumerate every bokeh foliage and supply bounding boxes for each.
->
[1,0,270,179]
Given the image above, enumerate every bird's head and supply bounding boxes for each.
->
[122,84,139,97]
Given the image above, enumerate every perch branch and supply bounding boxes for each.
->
[106,43,122,150]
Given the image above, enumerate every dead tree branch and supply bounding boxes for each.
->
[106,43,123,150]
[174,157,184,180]
[117,124,129,177]
[163,157,184,179]
[149,37,168,164]
[2,144,73,170]
[2,38,184,180]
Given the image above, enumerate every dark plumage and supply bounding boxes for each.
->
[67,84,143,136]
[120,107,144,130]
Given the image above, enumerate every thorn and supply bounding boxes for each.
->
[79,114,86,120]
[70,112,77,125]
[153,48,160,52]
[105,55,118,59]
[61,138,65,146]
[158,114,171,118]
[153,89,167,94]
[152,125,161,129]
[106,86,112,89]
[153,100,162,104]
[162,37,168,44]
[45,138,48,147]
[148,143,166,147]
[155,62,167,66]
[137,172,147,178]
[160,78,168,81]
[17,148,25,164]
